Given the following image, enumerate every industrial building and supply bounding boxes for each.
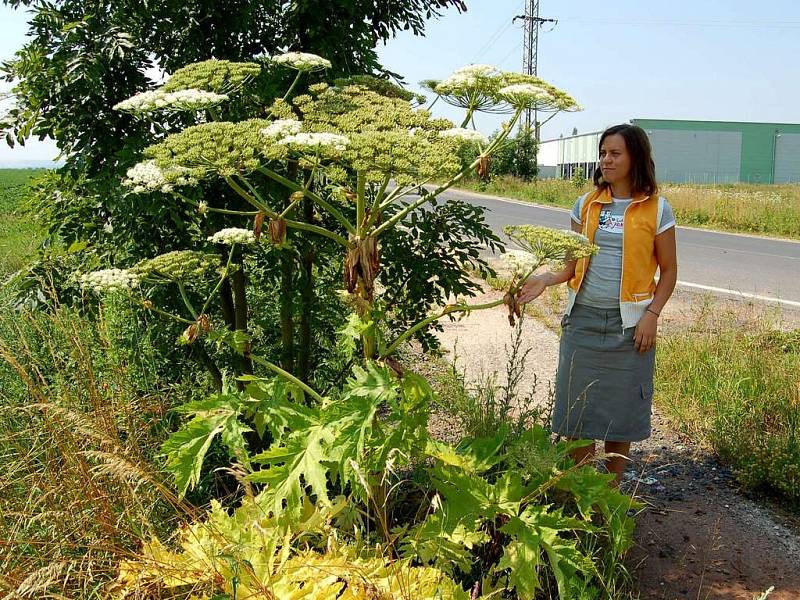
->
[538,119,800,184]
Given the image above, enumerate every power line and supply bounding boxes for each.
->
[470,1,525,64]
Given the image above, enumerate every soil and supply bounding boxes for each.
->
[426,280,800,600]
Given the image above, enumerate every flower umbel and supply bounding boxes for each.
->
[272,52,332,72]
[503,225,598,265]
[208,228,256,245]
[113,89,229,114]
[438,128,488,144]
[80,268,140,294]
[260,119,303,139]
[134,251,220,283]
[123,160,196,194]
[502,249,541,279]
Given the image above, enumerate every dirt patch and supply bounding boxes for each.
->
[429,282,800,600]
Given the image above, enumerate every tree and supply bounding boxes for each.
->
[1,0,467,256]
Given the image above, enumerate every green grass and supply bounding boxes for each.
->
[655,306,800,503]
[0,169,45,276]
[456,175,800,239]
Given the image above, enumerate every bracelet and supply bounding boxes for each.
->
[646,308,660,317]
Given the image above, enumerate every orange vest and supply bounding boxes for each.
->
[566,186,661,328]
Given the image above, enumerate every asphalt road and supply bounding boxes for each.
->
[437,187,800,307]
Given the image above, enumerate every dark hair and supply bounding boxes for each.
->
[593,124,658,197]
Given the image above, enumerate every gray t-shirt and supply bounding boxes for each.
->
[571,194,676,309]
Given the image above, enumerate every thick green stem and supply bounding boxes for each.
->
[201,245,236,317]
[175,192,259,216]
[231,261,252,376]
[382,297,507,358]
[249,353,324,404]
[297,196,315,383]
[220,279,236,331]
[279,252,295,374]
[225,176,272,212]
[258,166,355,234]
[364,174,390,230]
[356,171,366,236]
[191,343,223,391]
[177,282,198,319]
[141,303,195,325]
[281,70,304,102]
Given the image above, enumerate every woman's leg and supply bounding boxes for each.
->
[569,438,596,466]
[604,440,631,487]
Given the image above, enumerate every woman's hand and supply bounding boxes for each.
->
[517,274,548,304]
[634,311,658,353]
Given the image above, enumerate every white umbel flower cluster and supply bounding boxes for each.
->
[438,128,488,144]
[272,52,332,72]
[113,89,229,114]
[498,84,551,107]
[80,268,140,294]
[502,250,540,278]
[278,132,350,153]
[452,64,501,79]
[435,64,501,93]
[122,160,195,194]
[260,119,303,139]
[207,228,256,245]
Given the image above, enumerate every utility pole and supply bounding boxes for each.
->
[513,2,556,140]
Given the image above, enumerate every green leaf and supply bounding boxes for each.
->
[398,514,488,575]
[161,413,230,497]
[249,419,335,515]
[499,505,598,600]
[497,515,543,598]
[243,379,312,441]
[432,468,528,524]
[162,393,252,495]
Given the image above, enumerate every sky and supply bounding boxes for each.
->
[2,0,800,164]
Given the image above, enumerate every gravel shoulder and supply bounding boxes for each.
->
[431,284,800,600]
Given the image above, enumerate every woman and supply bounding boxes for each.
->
[518,124,678,486]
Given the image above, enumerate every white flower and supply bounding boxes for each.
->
[207,227,256,245]
[113,89,229,114]
[452,64,501,78]
[197,201,209,216]
[260,119,303,139]
[122,160,196,194]
[502,250,540,278]
[438,128,488,144]
[272,52,332,72]
[80,268,140,294]
[435,64,502,95]
[278,132,350,153]
[498,83,552,106]
[123,160,170,192]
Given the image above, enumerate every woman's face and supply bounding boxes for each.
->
[599,134,632,188]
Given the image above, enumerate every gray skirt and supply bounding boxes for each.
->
[552,303,655,442]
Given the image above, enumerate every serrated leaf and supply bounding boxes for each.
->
[243,379,313,441]
[249,420,335,515]
[398,514,488,575]
[162,393,251,495]
[499,505,599,600]
[161,413,230,497]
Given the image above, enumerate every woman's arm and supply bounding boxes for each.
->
[633,226,678,352]
[517,220,581,304]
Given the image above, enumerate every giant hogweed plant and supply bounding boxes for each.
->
[78,55,639,598]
